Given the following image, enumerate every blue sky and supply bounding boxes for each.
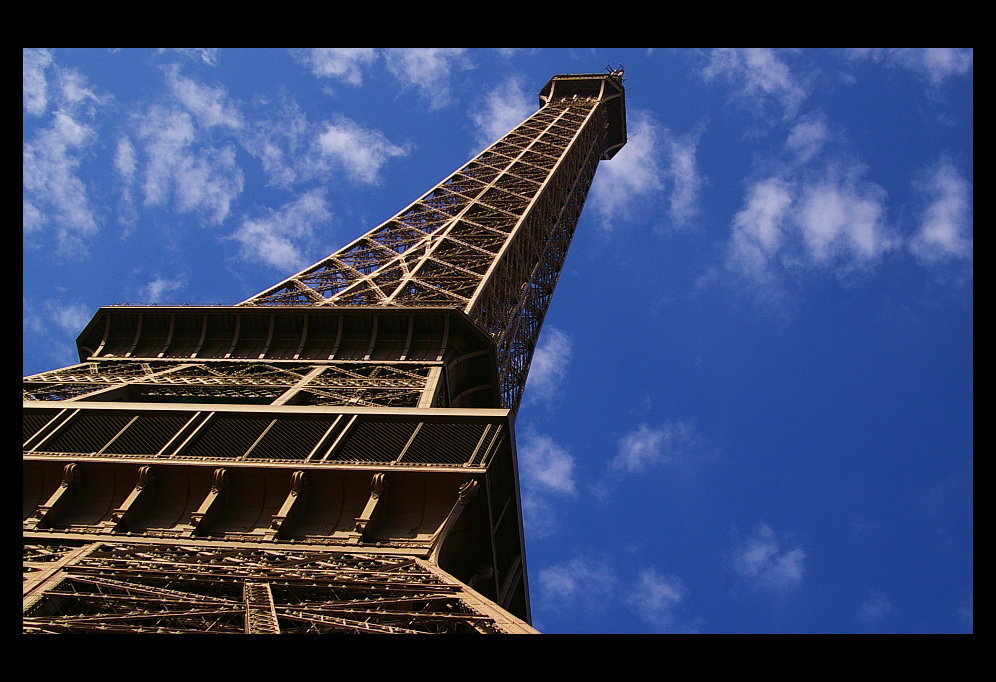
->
[23,48,973,633]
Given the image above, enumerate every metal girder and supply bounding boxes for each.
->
[22,542,538,634]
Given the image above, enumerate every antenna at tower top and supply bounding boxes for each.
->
[606,64,625,79]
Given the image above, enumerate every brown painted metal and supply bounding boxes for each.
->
[23,72,626,634]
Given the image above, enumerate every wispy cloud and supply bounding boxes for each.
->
[294,48,378,86]
[910,159,972,263]
[786,113,830,164]
[590,110,665,228]
[726,177,793,281]
[141,274,188,304]
[624,569,695,632]
[132,103,245,225]
[23,48,53,116]
[23,297,94,369]
[794,166,893,265]
[848,48,973,86]
[111,67,249,227]
[856,590,892,625]
[165,65,244,130]
[537,558,698,632]
[163,48,219,67]
[589,112,701,230]
[242,96,312,188]
[536,556,617,610]
[730,523,806,590]
[114,136,138,183]
[22,52,105,255]
[383,48,470,109]
[231,188,332,271]
[519,428,577,497]
[312,115,411,185]
[726,117,896,285]
[663,129,704,228]
[611,421,699,474]
[470,77,533,151]
[45,299,93,335]
[523,326,571,405]
[702,48,807,120]
[517,428,577,538]
[22,108,100,256]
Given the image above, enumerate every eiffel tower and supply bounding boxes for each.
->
[23,71,627,634]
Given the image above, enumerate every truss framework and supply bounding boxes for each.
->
[239,74,624,411]
[24,360,439,409]
[23,542,538,634]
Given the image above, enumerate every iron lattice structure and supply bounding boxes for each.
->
[23,72,626,634]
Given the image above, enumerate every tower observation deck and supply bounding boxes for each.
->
[23,72,627,634]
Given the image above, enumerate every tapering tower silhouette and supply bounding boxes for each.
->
[23,72,626,634]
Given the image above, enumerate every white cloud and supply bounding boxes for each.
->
[664,130,703,228]
[536,556,616,609]
[470,77,533,150]
[314,116,410,184]
[23,297,94,369]
[523,326,571,405]
[731,523,805,590]
[173,145,244,223]
[231,188,332,271]
[538,558,697,631]
[795,168,893,265]
[519,492,559,540]
[786,115,829,164]
[57,69,100,113]
[516,428,575,537]
[137,106,195,206]
[165,66,243,130]
[113,136,140,230]
[242,97,312,188]
[624,569,690,631]
[703,48,807,120]
[849,48,973,86]
[114,136,137,183]
[295,48,377,85]
[142,274,187,303]
[611,421,698,474]
[23,199,45,234]
[135,105,244,225]
[590,111,665,227]
[119,68,249,226]
[726,178,793,280]
[910,160,972,263]
[856,590,892,624]
[727,166,894,283]
[22,110,99,255]
[22,56,105,253]
[518,429,577,496]
[164,48,220,66]
[383,48,470,109]
[44,299,93,335]
[23,48,53,116]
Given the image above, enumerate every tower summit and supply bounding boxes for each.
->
[23,72,627,634]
